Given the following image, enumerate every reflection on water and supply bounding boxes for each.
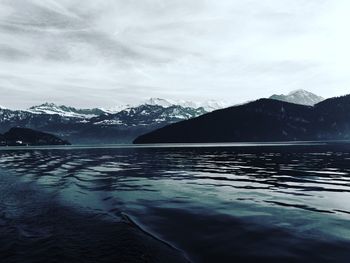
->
[1,144,350,262]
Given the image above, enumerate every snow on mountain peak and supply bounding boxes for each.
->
[141,98,229,111]
[270,90,324,106]
[27,103,103,119]
[288,89,305,95]
[16,98,229,120]
[200,100,230,111]
[101,104,132,114]
[144,98,175,108]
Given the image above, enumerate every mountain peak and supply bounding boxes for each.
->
[133,94,350,144]
[288,89,308,95]
[141,98,229,111]
[27,103,104,119]
[29,102,69,112]
[144,98,174,108]
[29,102,58,109]
[41,102,57,107]
[270,90,324,106]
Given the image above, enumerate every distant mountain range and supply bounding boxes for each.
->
[102,98,229,114]
[0,99,213,144]
[140,98,229,112]
[269,89,324,106]
[0,91,327,144]
[134,94,350,144]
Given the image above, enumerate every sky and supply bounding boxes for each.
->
[0,0,350,109]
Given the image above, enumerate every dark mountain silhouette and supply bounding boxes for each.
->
[133,95,350,144]
[0,134,4,145]
[0,128,70,146]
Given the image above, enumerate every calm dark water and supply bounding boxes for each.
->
[1,143,350,262]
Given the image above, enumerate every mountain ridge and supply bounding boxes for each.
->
[0,101,209,144]
[269,89,324,106]
[0,127,70,146]
[0,91,328,144]
[28,103,106,119]
[133,94,350,144]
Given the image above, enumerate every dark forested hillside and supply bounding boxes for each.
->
[0,128,70,146]
[134,95,350,144]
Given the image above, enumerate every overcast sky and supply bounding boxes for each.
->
[0,0,349,109]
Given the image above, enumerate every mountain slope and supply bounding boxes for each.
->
[0,101,208,144]
[28,103,106,118]
[133,95,350,144]
[269,90,324,106]
[1,127,70,146]
[92,105,206,126]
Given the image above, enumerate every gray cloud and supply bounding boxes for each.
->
[0,0,348,109]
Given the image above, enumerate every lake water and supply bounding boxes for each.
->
[1,143,350,262]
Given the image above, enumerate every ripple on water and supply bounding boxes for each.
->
[0,146,350,262]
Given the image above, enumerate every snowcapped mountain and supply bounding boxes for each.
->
[25,98,220,118]
[141,98,229,111]
[102,98,228,114]
[134,94,350,144]
[101,98,175,114]
[101,105,132,114]
[269,90,324,106]
[143,98,175,108]
[92,104,206,126]
[27,103,106,119]
[0,99,212,144]
[0,108,30,123]
[198,100,230,111]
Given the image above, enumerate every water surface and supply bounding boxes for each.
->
[1,143,350,262]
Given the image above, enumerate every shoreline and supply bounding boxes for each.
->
[0,140,344,151]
